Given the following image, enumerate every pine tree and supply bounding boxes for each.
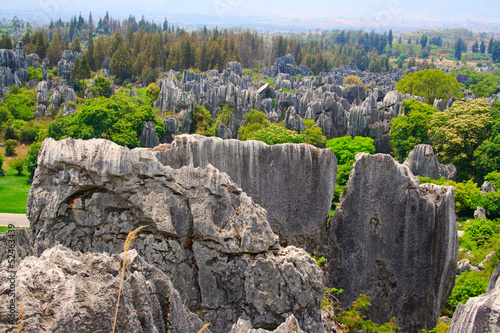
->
[109,30,124,57]
[111,43,132,82]
[472,41,479,53]
[488,38,494,54]
[93,36,107,71]
[480,41,486,54]
[70,38,82,53]
[86,31,95,71]
[70,57,81,81]
[77,55,91,79]
[388,29,393,49]
[0,33,12,49]
[455,38,463,60]
[47,33,63,67]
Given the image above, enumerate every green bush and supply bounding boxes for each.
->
[445,270,488,316]
[27,66,43,82]
[302,120,326,148]
[89,75,113,98]
[145,82,160,105]
[0,151,3,172]
[212,105,235,136]
[4,139,17,156]
[190,105,213,136]
[25,142,41,180]
[483,191,500,218]
[238,109,269,141]
[465,218,498,244]
[248,123,306,145]
[10,158,24,176]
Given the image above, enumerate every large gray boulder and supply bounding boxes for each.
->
[328,153,458,332]
[404,144,457,181]
[139,121,160,148]
[154,134,337,250]
[229,315,304,332]
[448,262,500,333]
[27,138,324,333]
[0,245,207,333]
[0,227,32,267]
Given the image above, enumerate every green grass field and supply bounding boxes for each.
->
[0,167,31,214]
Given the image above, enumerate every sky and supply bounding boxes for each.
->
[2,0,500,32]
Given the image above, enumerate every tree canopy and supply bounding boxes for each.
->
[396,69,462,105]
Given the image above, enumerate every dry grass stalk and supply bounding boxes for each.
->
[197,322,211,333]
[112,226,147,333]
[16,301,24,333]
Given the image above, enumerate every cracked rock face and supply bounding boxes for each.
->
[449,262,500,333]
[0,245,206,333]
[27,138,324,333]
[154,134,337,252]
[328,153,458,332]
[403,144,457,181]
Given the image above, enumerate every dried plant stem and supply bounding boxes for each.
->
[112,226,146,333]
[197,322,211,333]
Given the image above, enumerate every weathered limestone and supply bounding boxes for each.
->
[404,144,457,181]
[229,315,304,332]
[27,138,324,333]
[448,262,500,333]
[154,134,337,250]
[0,245,207,333]
[328,153,458,332]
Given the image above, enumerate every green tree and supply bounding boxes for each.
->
[480,41,486,54]
[76,55,91,80]
[474,124,500,182]
[70,38,82,53]
[25,142,41,180]
[145,82,160,105]
[390,99,436,162]
[0,151,3,173]
[5,139,17,156]
[248,123,306,145]
[238,109,269,141]
[303,120,326,148]
[493,43,500,63]
[0,33,13,49]
[191,104,213,136]
[388,29,393,49]
[110,43,132,83]
[89,75,113,98]
[429,100,494,180]
[47,33,63,68]
[93,36,107,71]
[10,158,24,176]
[455,38,464,60]
[86,31,96,71]
[396,69,462,105]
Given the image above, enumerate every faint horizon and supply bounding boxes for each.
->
[1,0,499,33]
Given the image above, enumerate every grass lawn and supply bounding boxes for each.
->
[0,167,31,214]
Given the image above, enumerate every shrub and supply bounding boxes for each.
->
[27,66,43,82]
[145,83,160,105]
[343,75,362,86]
[191,105,213,136]
[89,75,113,98]
[4,139,17,156]
[248,123,306,145]
[303,119,326,148]
[238,109,268,141]
[0,151,3,172]
[25,142,41,180]
[445,270,488,316]
[10,158,24,176]
[465,218,497,244]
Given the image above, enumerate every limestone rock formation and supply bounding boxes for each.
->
[0,227,32,267]
[474,206,487,219]
[0,42,29,88]
[139,121,160,148]
[27,138,324,333]
[403,144,457,181]
[154,134,337,250]
[481,181,497,194]
[328,153,458,332]
[57,50,82,82]
[0,245,207,333]
[448,262,500,333]
[229,315,304,332]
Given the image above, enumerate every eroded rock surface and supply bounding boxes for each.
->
[328,153,458,332]
[27,138,324,333]
[0,245,206,333]
[403,144,457,181]
[154,134,337,250]
[448,262,500,333]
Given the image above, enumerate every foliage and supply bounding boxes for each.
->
[418,177,483,217]
[262,78,275,87]
[110,43,132,83]
[485,171,500,189]
[445,271,488,316]
[344,75,362,86]
[0,151,3,172]
[303,120,326,148]
[191,105,213,136]
[145,83,160,105]
[429,100,494,181]
[5,139,17,156]
[390,99,436,162]
[89,75,113,98]
[396,69,462,105]
[27,66,43,82]
[25,142,41,180]
[48,95,156,148]
[238,109,269,141]
[483,191,500,219]
[248,123,306,145]
[10,158,24,176]
[2,86,36,121]
[326,136,375,166]
[213,105,235,136]
[465,218,498,244]
[336,294,400,332]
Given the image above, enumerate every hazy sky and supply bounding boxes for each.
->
[4,0,500,30]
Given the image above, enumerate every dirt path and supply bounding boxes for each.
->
[0,213,30,227]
